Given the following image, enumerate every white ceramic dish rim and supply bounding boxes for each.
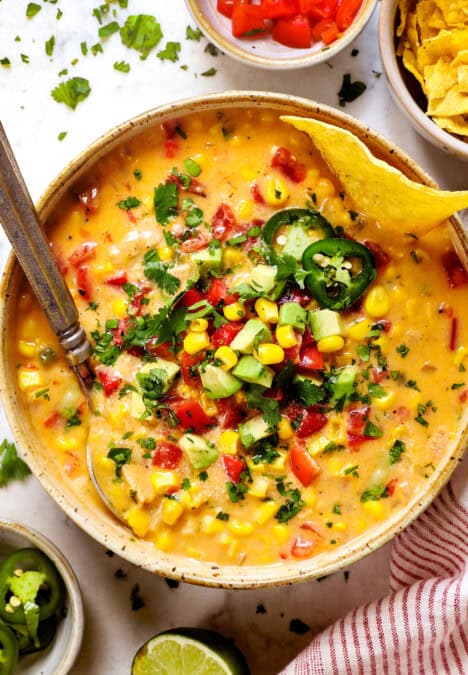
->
[0,91,466,589]
[0,520,84,674]
[378,0,468,159]
[185,0,377,69]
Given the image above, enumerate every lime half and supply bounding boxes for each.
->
[132,628,250,675]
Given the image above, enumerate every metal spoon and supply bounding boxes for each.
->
[0,122,124,523]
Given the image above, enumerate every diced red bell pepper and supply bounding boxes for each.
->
[77,185,100,216]
[272,15,312,49]
[217,396,245,429]
[291,535,316,558]
[111,318,131,347]
[180,233,209,253]
[441,251,467,289]
[262,0,298,19]
[207,278,238,307]
[50,243,69,276]
[386,477,398,497]
[347,405,378,446]
[286,403,328,438]
[250,182,265,204]
[68,242,97,268]
[217,0,235,18]
[304,0,338,20]
[211,322,243,347]
[179,288,204,308]
[181,352,204,385]
[231,4,266,37]
[76,265,92,301]
[96,366,121,397]
[370,367,387,384]
[299,346,324,371]
[271,147,307,183]
[170,400,212,433]
[212,203,238,241]
[43,411,65,429]
[364,240,391,269]
[459,390,468,404]
[152,441,183,469]
[106,271,128,286]
[222,454,246,483]
[165,140,179,158]
[290,443,321,485]
[336,0,362,30]
[312,18,339,43]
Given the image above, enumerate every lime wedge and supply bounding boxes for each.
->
[132,628,250,675]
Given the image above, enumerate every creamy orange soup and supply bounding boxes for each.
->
[13,109,467,566]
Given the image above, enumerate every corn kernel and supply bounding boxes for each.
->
[362,501,385,519]
[272,523,289,544]
[98,456,115,471]
[215,346,238,371]
[201,515,224,534]
[223,302,245,322]
[327,457,343,476]
[223,248,243,268]
[108,403,127,427]
[18,340,37,358]
[390,425,405,442]
[317,335,345,353]
[265,176,290,206]
[228,519,254,536]
[302,487,316,508]
[112,299,127,319]
[157,245,174,262]
[277,417,293,440]
[346,319,373,341]
[276,325,297,349]
[141,195,153,212]
[255,298,279,324]
[193,152,206,169]
[151,471,179,494]
[249,476,270,499]
[19,318,37,340]
[55,436,80,452]
[161,498,184,526]
[183,331,210,355]
[241,166,257,181]
[180,491,193,509]
[219,430,240,455]
[93,261,114,280]
[314,177,336,203]
[190,318,208,333]
[126,506,151,537]
[236,199,253,221]
[373,334,390,354]
[186,547,204,560]
[364,286,390,318]
[200,393,218,417]
[334,521,347,531]
[305,167,320,187]
[374,390,396,410]
[257,343,284,365]
[255,500,278,524]
[306,435,331,456]
[454,346,467,368]
[17,368,44,391]
[155,529,174,552]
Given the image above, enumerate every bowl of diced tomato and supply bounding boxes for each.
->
[185,0,377,69]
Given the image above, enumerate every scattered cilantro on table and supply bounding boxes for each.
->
[51,77,91,109]
[338,73,367,106]
[120,14,163,60]
[26,3,41,18]
[157,41,181,62]
[0,439,31,488]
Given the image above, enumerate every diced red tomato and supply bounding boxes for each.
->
[283,342,301,364]
[278,287,312,307]
[285,403,328,438]
[386,477,398,497]
[217,397,245,429]
[364,240,391,269]
[262,0,298,19]
[96,366,121,397]
[459,390,468,404]
[152,441,183,469]
[299,346,324,371]
[164,140,179,158]
[217,0,235,18]
[336,0,362,30]
[271,147,307,182]
[144,340,173,360]
[211,322,243,347]
[272,15,312,49]
[106,271,128,286]
[441,251,467,289]
[231,4,266,37]
[50,243,69,276]
[312,18,339,44]
[395,406,410,422]
[291,535,316,558]
[222,454,246,483]
[111,318,131,347]
[170,400,212,433]
[128,289,147,316]
[212,203,238,241]
[290,443,321,485]
[179,288,204,309]
[346,405,378,446]
[77,185,100,216]
[76,265,92,301]
[68,242,97,268]
[370,367,387,384]
[181,352,204,385]
[180,233,209,253]
[250,182,265,204]
[43,411,65,429]
[207,278,238,307]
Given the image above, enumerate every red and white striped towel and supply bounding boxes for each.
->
[281,459,468,674]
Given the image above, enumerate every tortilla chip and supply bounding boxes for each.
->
[281,116,468,234]
[453,49,468,66]
[396,0,412,37]
[458,65,468,92]
[416,29,468,70]
[433,114,468,136]
[424,58,457,98]
[428,84,468,116]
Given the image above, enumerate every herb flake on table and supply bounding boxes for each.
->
[58,131,67,141]
[114,60,130,73]
[201,67,216,77]
[45,36,55,56]
[120,14,163,60]
[130,583,145,611]
[99,21,120,39]
[0,58,10,67]
[186,25,203,41]
[289,618,310,634]
[51,77,91,109]
[26,2,41,18]
[0,439,31,487]
[157,42,181,62]
[338,73,367,107]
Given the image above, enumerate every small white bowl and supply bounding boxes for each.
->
[0,521,83,675]
[379,0,468,161]
[185,0,377,69]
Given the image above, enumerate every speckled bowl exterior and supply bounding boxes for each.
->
[0,521,83,674]
[0,92,467,589]
[185,0,377,69]
[379,0,468,160]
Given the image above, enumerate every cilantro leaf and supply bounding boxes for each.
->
[120,15,162,60]
[51,77,91,110]
[0,440,31,487]
[186,25,203,41]
[26,3,41,18]
[107,447,131,478]
[99,21,120,39]
[201,67,216,77]
[143,249,180,295]
[293,378,326,407]
[114,60,130,73]
[154,181,178,225]
[157,41,181,62]
[117,196,141,210]
[389,439,406,465]
[245,385,280,431]
[275,479,304,523]
[338,73,367,107]
[360,484,389,502]
[363,421,383,438]
[45,36,55,56]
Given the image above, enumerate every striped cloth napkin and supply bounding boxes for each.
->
[281,457,468,674]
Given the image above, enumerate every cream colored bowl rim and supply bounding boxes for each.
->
[378,0,468,158]
[0,91,466,589]
[184,0,377,69]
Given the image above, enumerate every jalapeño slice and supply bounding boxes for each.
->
[302,238,376,311]
[0,621,18,675]
[262,208,334,258]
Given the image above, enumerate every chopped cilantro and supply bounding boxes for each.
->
[154,181,178,225]
[133,168,142,180]
[344,464,359,478]
[51,77,91,109]
[361,484,389,502]
[293,378,325,407]
[332,503,342,514]
[137,437,156,450]
[368,383,386,398]
[45,36,55,56]
[181,477,191,491]
[117,196,141,210]
[363,421,383,438]
[405,379,420,391]
[389,439,406,464]
[130,583,145,611]
[108,447,131,478]
[35,388,50,400]
[143,249,180,295]
[275,479,304,523]
[21,54,30,64]
[186,25,203,41]
[114,60,130,73]
[58,131,67,141]
[0,440,31,487]
[396,344,409,358]
[451,382,465,390]
[80,41,88,55]
[201,67,216,77]
[338,73,366,106]
[26,3,41,18]
[289,619,310,635]
[157,41,181,62]
[204,43,219,56]
[198,470,208,482]
[390,370,400,381]
[120,14,163,60]
[245,385,280,430]
[226,481,248,503]
[0,58,11,67]
[357,344,370,361]
[99,21,120,39]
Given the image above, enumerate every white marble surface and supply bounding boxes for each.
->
[0,2,466,674]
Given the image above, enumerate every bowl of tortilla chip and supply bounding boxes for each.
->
[379,0,468,160]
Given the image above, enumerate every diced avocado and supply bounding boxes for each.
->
[232,356,274,387]
[200,365,242,399]
[137,359,180,394]
[283,225,312,260]
[330,365,357,403]
[268,280,287,301]
[179,434,219,469]
[130,391,146,419]
[278,302,307,332]
[192,246,222,275]
[230,319,272,354]
[309,309,344,341]
[239,414,273,448]
[249,265,277,293]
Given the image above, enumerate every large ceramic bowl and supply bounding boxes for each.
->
[0,92,467,589]
[185,0,377,69]
[379,0,468,161]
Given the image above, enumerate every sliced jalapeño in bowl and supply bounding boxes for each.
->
[0,620,18,675]
[262,208,335,260]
